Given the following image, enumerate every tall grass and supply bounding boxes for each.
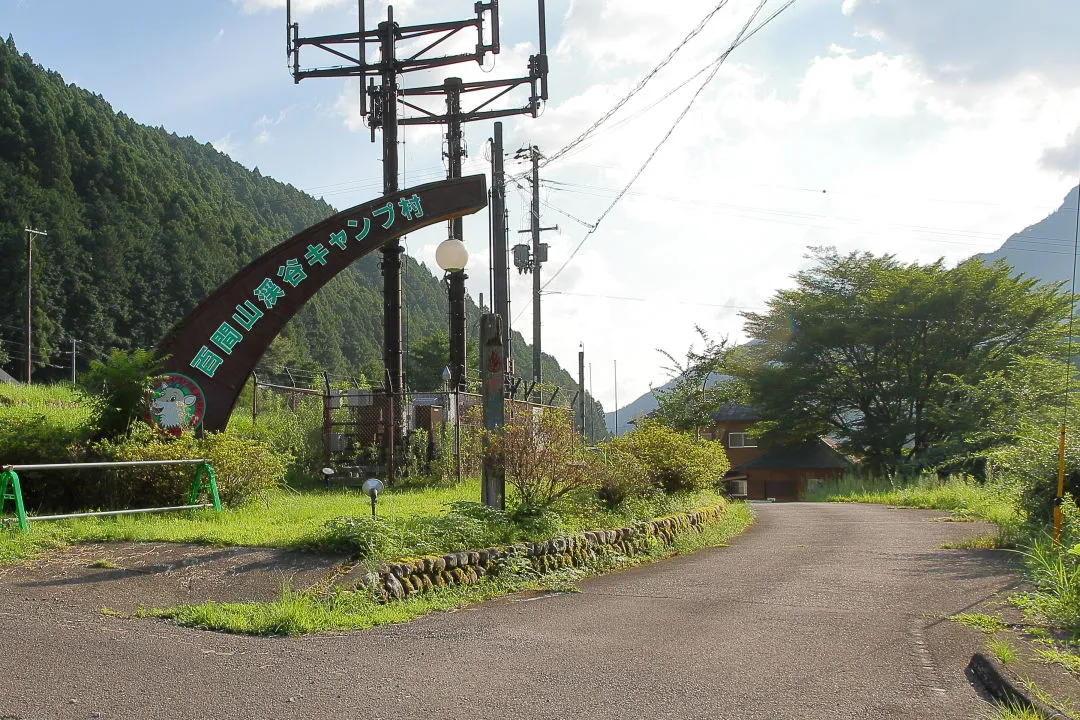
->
[806,473,1024,543]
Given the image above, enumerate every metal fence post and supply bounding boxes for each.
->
[1,466,28,533]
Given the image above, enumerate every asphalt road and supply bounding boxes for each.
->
[1,502,1016,720]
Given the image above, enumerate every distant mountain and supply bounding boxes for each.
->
[975,186,1080,286]
[605,374,733,436]
[605,379,673,436]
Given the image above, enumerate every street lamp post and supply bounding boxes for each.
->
[436,238,468,484]
[435,236,469,391]
[24,227,47,384]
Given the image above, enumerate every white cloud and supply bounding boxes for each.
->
[842,0,1080,87]
[252,108,293,146]
[214,28,225,42]
[200,0,1080,410]
[1042,126,1080,177]
[211,132,235,156]
[232,0,349,15]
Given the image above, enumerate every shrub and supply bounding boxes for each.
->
[0,383,95,465]
[227,386,323,485]
[94,422,288,506]
[588,445,650,509]
[494,407,593,508]
[312,501,521,559]
[609,419,730,493]
[79,348,163,439]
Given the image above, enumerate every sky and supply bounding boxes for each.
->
[3,0,1080,414]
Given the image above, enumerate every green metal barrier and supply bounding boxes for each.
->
[1,459,221,534]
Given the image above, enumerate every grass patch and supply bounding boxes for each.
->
[157,501,755,636]
[989,638,1018,664]
[88,558,119,569]
[806,474,1023,543]
[950,612,1006,633]
[988,702,1045,720]
[1034,647,1080,674]
[941,534,1004,550]
[0,481,730,566]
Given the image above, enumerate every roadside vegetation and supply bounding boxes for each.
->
[1,359,740,591]
[158,502,754,635]
[650,248,1080,711]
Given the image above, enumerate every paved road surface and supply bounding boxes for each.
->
[1,503,1016,719]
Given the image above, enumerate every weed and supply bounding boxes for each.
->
[1034,647,1080,674]
[942,534,1004,550]
[101,607,120,616]
[987,702,1045,720]
[156,502,755,636]
[88,558,119,569]
[989,638,1018,664]
[1016,538,1080,638]
[806,474,1023,544]
[951,612,1006,633]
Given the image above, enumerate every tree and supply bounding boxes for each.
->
[405,331,450,392]
[736,247,1074,476]
[653,327,749,433]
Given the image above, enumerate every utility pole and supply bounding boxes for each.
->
[514,145,556,397]
[613,358,619,436]
[286,0,549,475]
[70,338,77,384]
[377,9,403,429]
[24,227,46,384]
[490,122,511,360]
[444,77,467,392]
[578,344,586,441]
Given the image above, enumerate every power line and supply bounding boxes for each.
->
[539,0,797,296]
[543,290,766,311]
[539,180,1080,253]
[540,0,736,170]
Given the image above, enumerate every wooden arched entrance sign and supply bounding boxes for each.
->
[153,174,488,432]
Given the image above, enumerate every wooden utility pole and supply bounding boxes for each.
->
[24,227,46,383]
[480,313,505,509]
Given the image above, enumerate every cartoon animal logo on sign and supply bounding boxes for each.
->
[148,374,206,436]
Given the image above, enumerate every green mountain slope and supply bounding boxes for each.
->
[0,37,605,434]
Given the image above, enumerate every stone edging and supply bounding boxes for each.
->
[366,503,728,601]
[966,653,1069,719]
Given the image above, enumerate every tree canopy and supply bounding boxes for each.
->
[734,247,1074,475]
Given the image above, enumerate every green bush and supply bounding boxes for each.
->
[0,383,95,465]
[227,386,323,486]
[79,348,163,439]
[609,419,730,493]
[94,422,289,506]
[312,501,522,559]
[588,445,650,509]
[495,407,593,508]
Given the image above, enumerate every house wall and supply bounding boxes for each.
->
[706,420,765,468]
[744,467,846,501]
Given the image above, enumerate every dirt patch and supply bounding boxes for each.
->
[0,542,352,613]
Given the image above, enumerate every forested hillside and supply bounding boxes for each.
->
[0,37,604,433]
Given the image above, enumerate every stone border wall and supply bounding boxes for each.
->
[370,503,728,601]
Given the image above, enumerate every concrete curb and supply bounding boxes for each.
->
[966,653,1071,719]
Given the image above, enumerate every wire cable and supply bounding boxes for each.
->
[541,0,736,169]
[538,0,795,299]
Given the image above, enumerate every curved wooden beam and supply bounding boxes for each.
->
[154,174,488,432]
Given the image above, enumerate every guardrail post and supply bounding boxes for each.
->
[1,466,29,533]
[189,462,222,511]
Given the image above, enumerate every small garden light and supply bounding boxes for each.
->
[362,478,384,519]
